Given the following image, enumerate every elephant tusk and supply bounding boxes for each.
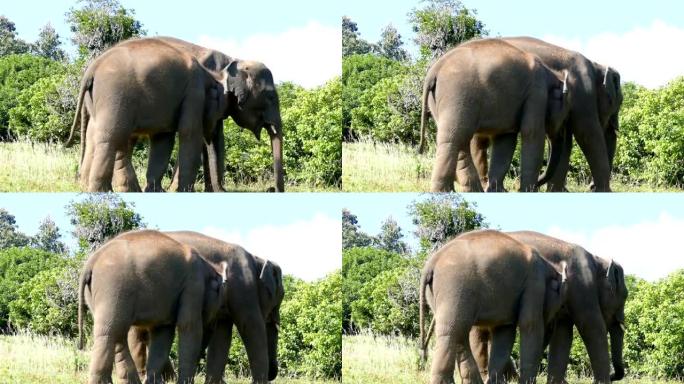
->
[562,70,569,94]
[260,259,270,279]
[269,125,277,136]
[603,66,610,86]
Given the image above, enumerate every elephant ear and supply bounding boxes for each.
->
[259,259,277,298]
[224,61,250,106]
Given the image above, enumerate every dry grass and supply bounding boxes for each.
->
[342,140,681,192]
[342,333,681,384]
[0,332,336,383]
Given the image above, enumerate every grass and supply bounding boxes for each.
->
[342,139,682,192]
[0,140,335,192]
[342,333,681,384]
[0,332,336,384]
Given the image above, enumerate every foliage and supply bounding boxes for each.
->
[32,23,66,61]
[342,16,374,57]
[342,209,373,250]
[409,193,488,255]
[66,0,146,59]
[376,24,409,62]
[373,216,409,254]
[0,54,62,138]
[408,0,488,60]
[30,217,67,254]
[66,194,145,253]
[0,16,30,57]
[0,209,30,249]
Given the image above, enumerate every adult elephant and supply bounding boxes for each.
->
[77,230,227,384]
[470,231,628,384]
[470,37,623,192]
[68,38,230,192]
[417,38,571,192]
[419,230,567,384]
[124,231,285,384]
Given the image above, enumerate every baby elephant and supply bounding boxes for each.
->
[419,230,567,384]
[418,38,570,192]
[77,230,227,384]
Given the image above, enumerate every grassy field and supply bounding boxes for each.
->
[342,140,682,192]
[0,333,336,384]
[342,334,680,384]
[0,141,335,192]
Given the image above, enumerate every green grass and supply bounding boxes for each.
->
[342,140,682,192]
[342,333,681,384]
[0,141,334,192]
[0,333,335,384]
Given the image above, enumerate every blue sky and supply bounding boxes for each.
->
[2,0,341,87]
[344,0,684,87]
[0,193,342,281]
[344,193,684,281]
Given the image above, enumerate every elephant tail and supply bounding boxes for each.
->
[418,71,436,155]
[536,122,570,188]
[66,71,94,170]
[419,263,434,365]
[78,266,92,350]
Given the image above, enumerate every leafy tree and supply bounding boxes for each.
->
[409,0,488,60]
[342,16,373,57]
[0,208,29,249]
[375,24,409,62]
[66,194,145,254]
[32,23,66,61]
[66,0,146,59]
[0,16,29,57]
[409,194,487,255]
[373,216,408,254]
[342,209,372,250]
[30,216,66,254]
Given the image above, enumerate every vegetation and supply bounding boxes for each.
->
[0,195,341,381]
[0,0,341,191]
[342,1,684,191]
[342,195,684,380]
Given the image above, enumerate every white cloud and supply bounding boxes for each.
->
[543,20,684,88]
[198,21,341,88]
[546,212,684,281]
[202,213,341,281]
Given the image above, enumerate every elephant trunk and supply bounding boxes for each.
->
[269,126,284,192]
[267,321,279,380]
[609,322,625,381]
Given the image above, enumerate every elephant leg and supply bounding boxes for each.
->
[546,318,573,384]
[145,132,175,192]
[430,111,481,192]
[127,327,150,379]
[518,100,546,192]
[517,283,546,383]
[175,97,204,192]
[114,338,142,384]
[145,325,175,384]
[79,118,96,190]
[203,121,226,192]
[88,320,120,384]
[571,116,611,191]
[113,138,142,192]
[87,115,129,192]
[486,133,518,192]
[469,327,490,380]
[235,312,270,384]
[470,136,490,190]
[574,312,611,383]
[487,325,516,384]
[205,321,233,384]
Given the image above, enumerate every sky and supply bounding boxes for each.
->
[0,193,342,281]
[344,0,684,88]
[1,0,341,88]
[344,193,684,282]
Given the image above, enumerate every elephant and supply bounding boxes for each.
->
[469,231,628,384]
[419,230,568,384]
[418,38,571,192]
[103,37,285,193]
[67,37,230,192]
[469,37,623,192]
[77,230,227,384]
[123,231,285,384]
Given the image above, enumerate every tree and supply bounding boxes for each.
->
[375,24,408,61]
[342,16,373,57]
[32,23,66,61]
[373,216,408,254]
[409,0,488,60]
[30,216,66,254]
[0,209,29,249]
[66,194,145,254]
[409,194,487,255]
[66,0,146,59]
[342,209,372,250]
[0,16,29,56]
